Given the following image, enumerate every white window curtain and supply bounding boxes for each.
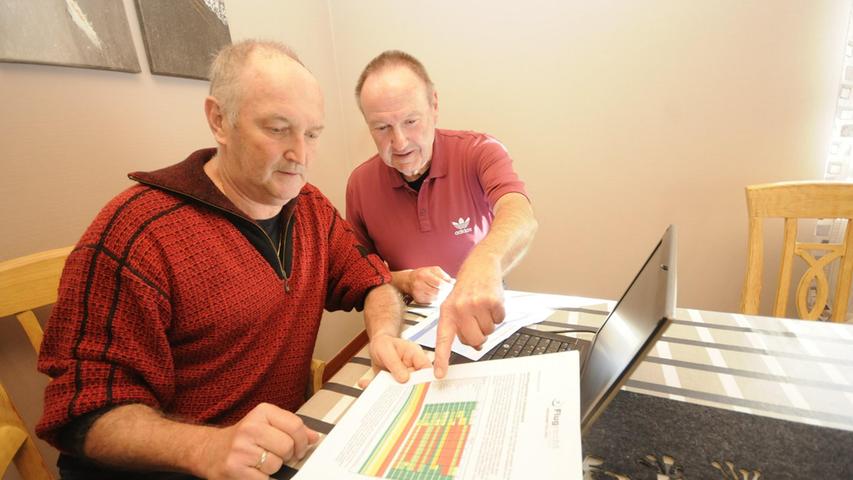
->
[818,11,853,321]
[828,12,853,181]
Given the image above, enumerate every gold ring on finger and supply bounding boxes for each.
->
[253,449,269,470]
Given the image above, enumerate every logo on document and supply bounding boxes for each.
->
[452,217,472,236]
[545,398,562,448]
[550,399,562,426]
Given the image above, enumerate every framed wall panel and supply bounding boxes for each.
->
[135,0,231,80]
[0,0,140,73]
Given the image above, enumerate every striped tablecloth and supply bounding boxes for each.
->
[285,294,853,474]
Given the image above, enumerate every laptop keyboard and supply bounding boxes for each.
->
[486,331,579,360]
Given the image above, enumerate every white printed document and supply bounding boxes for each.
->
[294,351,582,479]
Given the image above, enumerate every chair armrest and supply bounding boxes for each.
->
[309,358,326,397]
[0,424,27,476]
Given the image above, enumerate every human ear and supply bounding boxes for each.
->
[431,90,439,120]
[205,96,228,145]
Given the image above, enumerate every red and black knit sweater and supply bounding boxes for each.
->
[36,149,390,449]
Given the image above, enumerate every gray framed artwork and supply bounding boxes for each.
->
[0,0,140,73]
[135,0,231,80]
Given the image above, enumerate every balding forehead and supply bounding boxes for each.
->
[361,66,431,107]
[247,48,306,75]
[367,65,423,87]
[249,44,300,64]
[243,52,320,91]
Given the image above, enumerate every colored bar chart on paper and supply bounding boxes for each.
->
[294,352,582,480]
[359,383,476,479]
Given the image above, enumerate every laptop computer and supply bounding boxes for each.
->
[448,225,677,433]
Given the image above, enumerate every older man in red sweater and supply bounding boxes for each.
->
[36,40,429,480]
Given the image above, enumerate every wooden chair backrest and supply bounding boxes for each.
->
[0,246,71,479]
[741,182,853,321]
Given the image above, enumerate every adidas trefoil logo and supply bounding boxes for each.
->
[452,217,472,236]
[452,217,470,229]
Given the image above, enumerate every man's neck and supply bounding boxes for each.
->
[401,160,431,182]
[403,167,431,191]
[203,154,284,220]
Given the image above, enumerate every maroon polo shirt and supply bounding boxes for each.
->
[346,129,528,276]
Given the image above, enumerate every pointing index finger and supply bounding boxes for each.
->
[433,314,456,379]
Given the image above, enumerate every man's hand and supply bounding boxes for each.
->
[362,333,432,387]
[84,403,318,480]
[433,258,505,379]
[394,266,452,304]
[361,284,429,387]
[198,403,319,479]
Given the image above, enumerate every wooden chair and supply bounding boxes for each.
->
[309,359,326,398]
[0,246,70,479]
[741,181,853,322]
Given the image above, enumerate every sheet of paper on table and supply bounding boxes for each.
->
[404,290,562,360]
[294,351,583,479]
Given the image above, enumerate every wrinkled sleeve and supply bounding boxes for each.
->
[324,198,391,312]
[472,135,530,208]
[36,244,175,450]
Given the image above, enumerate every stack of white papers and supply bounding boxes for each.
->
[403,291,555,360]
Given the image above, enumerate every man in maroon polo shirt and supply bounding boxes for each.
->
[346,51,538,379]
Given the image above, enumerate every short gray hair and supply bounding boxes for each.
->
[355,50,434,110]
[208,39,302,125]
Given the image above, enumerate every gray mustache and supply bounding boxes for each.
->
[278,163,306,175]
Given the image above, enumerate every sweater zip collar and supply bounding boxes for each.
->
[127,149,296,282]
[130,174,296,280]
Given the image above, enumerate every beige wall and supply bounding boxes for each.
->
[1,1,210,261]
[328,0,851,313]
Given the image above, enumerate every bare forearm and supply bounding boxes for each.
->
[84,404,214,477]
[461,193,537,275]
[85,401,319,479]
[363,283,404,339]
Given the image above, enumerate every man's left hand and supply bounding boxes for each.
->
[361,334,432,388]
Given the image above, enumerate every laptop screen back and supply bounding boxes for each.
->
[579,226,677,432]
